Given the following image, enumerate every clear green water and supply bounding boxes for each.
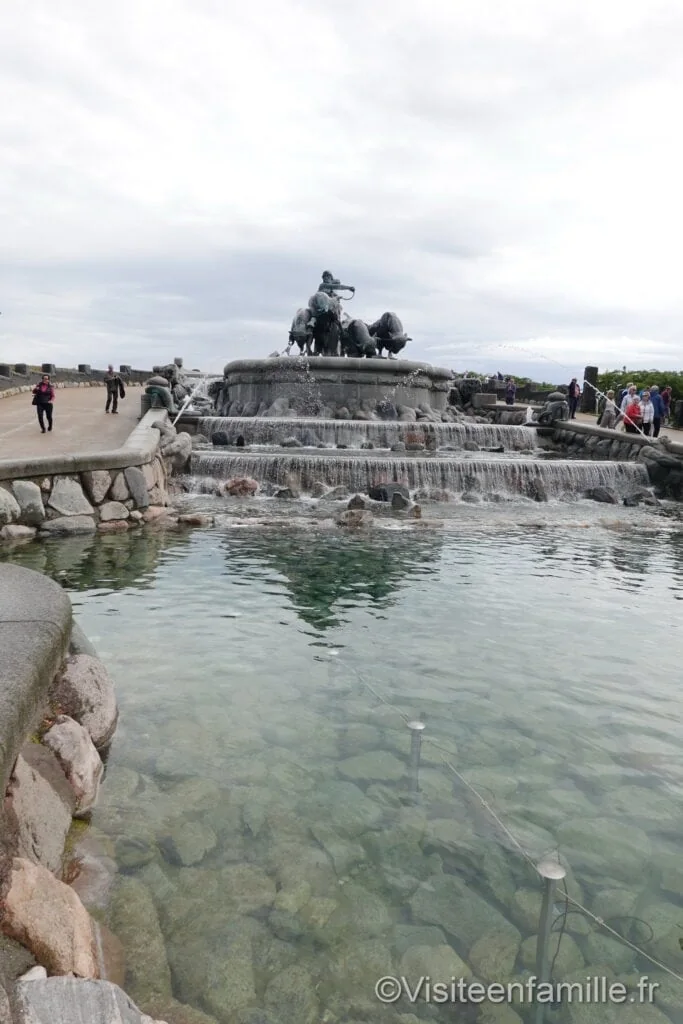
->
[4,518,683,1023]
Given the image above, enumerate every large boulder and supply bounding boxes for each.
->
[5,746,75,874]
[11,481,45,526]
[14,977,171,1024]
[123,468,149,509]
[81,470,112,505]
[47,478,94,517]
[2,858,98,977]
[42,715,103,816]
[0,487,21,526]
[368,483,410,503]
[51,655,118,750]
[40,516,96,536]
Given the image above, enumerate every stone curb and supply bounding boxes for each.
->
[0,409,166,482]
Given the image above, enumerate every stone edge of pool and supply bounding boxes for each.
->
[0,563,169,1024]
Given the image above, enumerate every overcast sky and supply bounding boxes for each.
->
[1,0,682,381]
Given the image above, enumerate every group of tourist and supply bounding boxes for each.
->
[597,383,672,437]
[31,366,125,433]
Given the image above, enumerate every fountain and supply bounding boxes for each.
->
[178,272,656,504]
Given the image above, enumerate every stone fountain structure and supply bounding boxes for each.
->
[209,271,452,421]
[175,272,658,505]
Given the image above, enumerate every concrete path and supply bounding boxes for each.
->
[0,388,140,460]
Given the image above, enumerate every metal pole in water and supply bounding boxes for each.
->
[534,855,567,1024]
[406,718,426,794]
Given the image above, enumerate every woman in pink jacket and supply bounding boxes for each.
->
[32,374,55,433]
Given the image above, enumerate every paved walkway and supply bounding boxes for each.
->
[0,388,140,460]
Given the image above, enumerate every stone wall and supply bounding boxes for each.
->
[0,372,150,398]
[0,413,194,547]
[542,419,683,498]
[0,566,177,1022]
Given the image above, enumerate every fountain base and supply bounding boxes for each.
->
[212,357,453,419]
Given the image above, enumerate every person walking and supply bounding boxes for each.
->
[639,390,655,436]
[623,392,643,434]
[649,385,665,438]
[598,390,619,429]
[568,378,581,419]
[104,365,125,413]
[31,374,55,433]
[662,386,672,425]
[505,377,516,405]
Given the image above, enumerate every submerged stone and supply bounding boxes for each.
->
[337,750,406,783]
[298,781,383,838]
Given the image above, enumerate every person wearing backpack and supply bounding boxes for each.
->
[31,374,55,433]
[104,365,126,413]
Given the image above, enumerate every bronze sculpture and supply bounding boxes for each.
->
[286,272,410,359]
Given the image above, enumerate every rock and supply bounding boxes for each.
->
[42,715,103,815]
[338,750,406,783]
[19,965,48,980]
[108,877,173,1007]
[48,478,94,516]
[114,836,157,870]
[211,431,230,446]
[109,473,130,502]
[310,824,366,876]
[2,858,98,977]
[264,966,319,1024]
[280,437,302,447]
[0,486,21,526]
[11,481,45,526]
[145,998,220,1024]
[525,479,548,502]
[177,514,213,527]
[161,433,193,470]
[123,467,149,508]
[557,818,651,885]
[167,916,257,1020]
[586,486,619,504]
[97,520,130,533]
[51,654,118,750]
[82,470,112,505]
[400,944,472,993]
[520,931,584,977]
[6,744,76,874]
[337,509,373,529]
[224,477,258,496]
[391,441,407,451]
[298,781,383,838]
[99,501,130,522]
[160,819,217,866]
[40,515,96,535]
[347,494,366,510]
[14,977,170,1023]
[0,524,37,542]
[409,874,518,949]
[368,483,409,502]
[142,506,168,522]
[468,927,521,982]
[391,491,411,510]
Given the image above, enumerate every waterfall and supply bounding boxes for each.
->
[195,416,537,451]
[188,451,650,499]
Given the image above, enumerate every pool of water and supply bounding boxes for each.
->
[4,516,683,1022]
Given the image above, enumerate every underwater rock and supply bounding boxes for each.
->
[368,482,409,502]
[337,509,373,529]
[409,873,518,950]
[520,932,584,978]
[556,818,652,885]
[338,750,406,783]
[108,876,173,1007]
[586,486,619,504]
[160,819,217,867]
[211,431,230,446]
[298,781,383,838]
[264,966,319,1024]
[468,926,521,982]
[392,925,448,958]
[400,943,471,994]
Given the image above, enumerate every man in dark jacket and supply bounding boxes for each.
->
[568,378,581,419]
[649,385,665,438]
[104,365,125,413]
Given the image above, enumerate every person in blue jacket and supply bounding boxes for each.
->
[649,385,665,438]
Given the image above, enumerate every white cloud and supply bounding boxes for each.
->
[1,0,682,376]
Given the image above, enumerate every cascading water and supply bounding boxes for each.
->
[195,416,537,450]
[188,450,650,499]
